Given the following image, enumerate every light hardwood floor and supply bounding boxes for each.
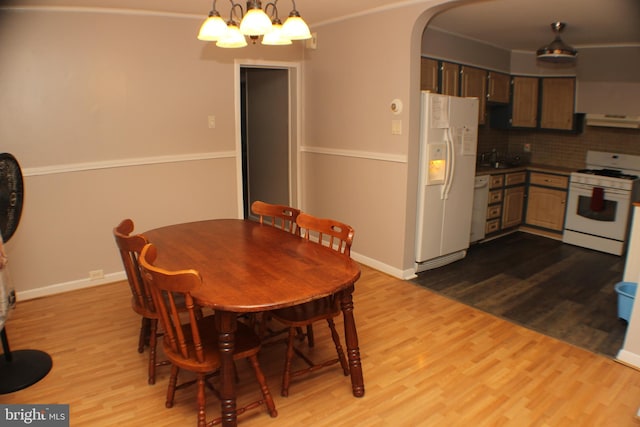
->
[2,265,640,426]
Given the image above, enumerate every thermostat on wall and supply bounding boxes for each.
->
[391,99,403,115]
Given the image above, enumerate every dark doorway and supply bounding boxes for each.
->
[240,67,290,219]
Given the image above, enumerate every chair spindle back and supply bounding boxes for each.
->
[295,212,354,256]
[138,243,205,363]
[251,201,301,235]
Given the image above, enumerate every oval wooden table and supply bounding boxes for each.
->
[144,219,364,427]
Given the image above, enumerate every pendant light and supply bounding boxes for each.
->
[536,22,577,64]
[262,18,293,45]
[281,5,312,40]
[197,0,310,48]
[197,9,227,41]
[216,22,248,48]
[239,1,272,36]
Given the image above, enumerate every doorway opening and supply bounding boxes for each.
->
[238,64,299,220]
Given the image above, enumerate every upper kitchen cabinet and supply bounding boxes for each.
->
[419,58,458,95]
[460,66,487,124]
[487,71,510,104]
[510,76,539,128]
[490,76,582,132]
[420,57,439,92]
[539,78,576,130]
[441,62,460,97]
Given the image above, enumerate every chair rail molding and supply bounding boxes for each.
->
[23,151,235,177]
[301,146,408,164]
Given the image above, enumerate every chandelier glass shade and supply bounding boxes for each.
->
[216,22,248,48]
[281,10,311,40]
[262,20,293,45]
[198,0,311,48]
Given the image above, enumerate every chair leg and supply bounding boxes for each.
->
[247,355,278,418]
[306,325,315,347]
[166,365,179,408]
[280,328,297,397]
[138,317,149,353]
[148,318,158,385]
[327,318,349,376]
[196,373,207,427]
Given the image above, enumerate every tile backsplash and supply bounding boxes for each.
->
[478,125,640,170]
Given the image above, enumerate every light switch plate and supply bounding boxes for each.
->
[391,120,402,135]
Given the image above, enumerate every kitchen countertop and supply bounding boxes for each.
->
[475,163,575,176]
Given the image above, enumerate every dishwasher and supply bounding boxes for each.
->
[470,175,489,243]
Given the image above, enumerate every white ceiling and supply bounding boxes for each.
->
[6,0,640,53]
[428,0,640,52]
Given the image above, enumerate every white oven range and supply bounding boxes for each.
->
[563,151,640,255]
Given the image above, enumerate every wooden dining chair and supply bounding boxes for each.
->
[113,218,169,385]
[250,200,303,338]
[269,212,353,397]
[251,200,301,235]
[138,243,278,427]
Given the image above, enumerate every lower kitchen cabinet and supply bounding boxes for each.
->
[485,171,526,235]
[502,186,525,229]
[476,169,569,240]
[501,171,526,230]
[525,172,569,232]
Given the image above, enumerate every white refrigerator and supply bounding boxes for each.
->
[415,92,479,273]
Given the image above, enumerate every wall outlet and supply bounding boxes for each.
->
[207,115,216,129]
[523,143,531,153]
[89,269,104,280]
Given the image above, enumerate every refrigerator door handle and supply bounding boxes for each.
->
[442,128,455,199]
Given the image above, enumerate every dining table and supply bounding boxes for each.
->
[143,218,364,427]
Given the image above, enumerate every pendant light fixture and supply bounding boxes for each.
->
[216,22,248,48]
[197,0,311,48]
[262,17,292,45]
[281,6,312,40]
[536,22,577,63]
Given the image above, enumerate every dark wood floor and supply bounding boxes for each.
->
[412,232,629,357]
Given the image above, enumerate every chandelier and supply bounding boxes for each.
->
[197,0,311,48]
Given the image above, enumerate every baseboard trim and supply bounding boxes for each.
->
[350,251,414,280]
[16,254,412,301]
[616,349,640,370]
[17,271,127,302]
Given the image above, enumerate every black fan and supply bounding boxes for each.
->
[0,153,52,394]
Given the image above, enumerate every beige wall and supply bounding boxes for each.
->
[422,27,511,72]
[0,7,304,298]
[301,1,460,277]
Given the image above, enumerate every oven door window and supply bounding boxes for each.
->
[576,195,617,221]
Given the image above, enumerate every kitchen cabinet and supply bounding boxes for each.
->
[511,76,539,128]
[441,61,460,96]
[420,57,439,92]
[540,78,576,130]
[487,71,510,104]
[461,65,487,124]
[502,172,526,229]
[525,172,569,232]
[485,174,504,235]
[420,57,580,132]
[503,186,526,229]
[485,171,526,235]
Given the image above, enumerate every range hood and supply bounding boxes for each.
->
[585,114,640,129]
